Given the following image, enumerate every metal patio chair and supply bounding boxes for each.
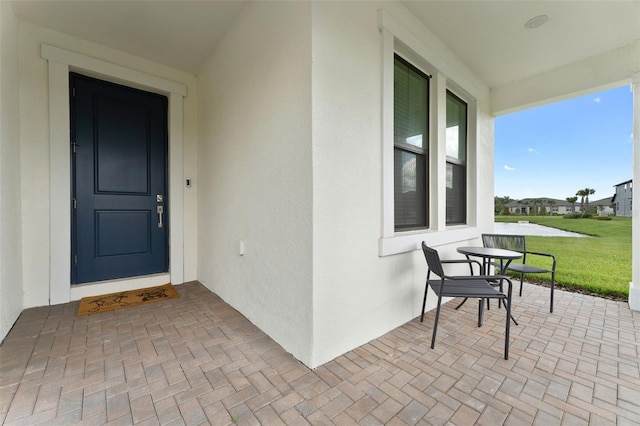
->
[420,242,514,360]
[482,234,557,313]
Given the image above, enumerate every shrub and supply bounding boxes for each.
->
[563,213,582,219]
[595,216,612,221]
[563,213,593,219]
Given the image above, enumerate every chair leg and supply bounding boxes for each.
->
[550,272,555,313]
[454,298,468,310]
[519,272,524,297]
[431,297,443,349]
[420,280,429,322]
[504,295,511,360]
[478,299,484,327]
[496,281,504,310]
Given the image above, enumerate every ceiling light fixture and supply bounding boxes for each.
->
[524,14,548,29]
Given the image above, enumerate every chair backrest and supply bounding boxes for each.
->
[482,234,526,253]
[421,242,445,278]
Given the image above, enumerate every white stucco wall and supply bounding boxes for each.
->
[196,2,314,365]
[194,0,494,368]
[17,21,198,309]
[0,1,24,342]
[310,2,494,366]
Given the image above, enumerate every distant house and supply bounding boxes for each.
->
[591,197,615,216]
[505,197,580,215]
[613,180,633,217]
[504,196,613,216]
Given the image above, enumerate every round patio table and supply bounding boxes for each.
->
[456,246,522,275]
[456,246,522,325]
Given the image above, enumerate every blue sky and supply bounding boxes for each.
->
[494,85,633,202]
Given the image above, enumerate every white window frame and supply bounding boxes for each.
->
[378,13,479,256]
[445,85,474,226]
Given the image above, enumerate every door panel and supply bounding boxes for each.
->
[71,73,168,284]
[95,95,151,194]
[95,210,151,257]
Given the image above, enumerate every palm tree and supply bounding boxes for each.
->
[576,189,585,211]
[548,199,556,215]
[566,196,578,213]
[577,188,596,217]
[584,188,595,215]
[576,189,587,212]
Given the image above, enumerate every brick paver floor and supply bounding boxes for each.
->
[1,281,639,425]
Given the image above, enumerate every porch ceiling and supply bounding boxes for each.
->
[400,0,640,89]
[11,0,250,74]
[12,1,640,89]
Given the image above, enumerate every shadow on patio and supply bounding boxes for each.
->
[1,281,639,425]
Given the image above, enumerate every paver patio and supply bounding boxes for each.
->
[1,281,639,425]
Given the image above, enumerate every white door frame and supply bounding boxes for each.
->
[42,45,186,304]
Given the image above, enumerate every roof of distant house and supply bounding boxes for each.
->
[614,179,632,187]
[505,197,572,207]
[590,197,614,206]
[505,196,613,208]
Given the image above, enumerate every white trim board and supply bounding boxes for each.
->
[42,44,187,304]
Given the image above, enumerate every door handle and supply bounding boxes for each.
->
[157,206,164,228]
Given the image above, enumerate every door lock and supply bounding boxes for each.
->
[156,194,164,202]
[157,205,164,228]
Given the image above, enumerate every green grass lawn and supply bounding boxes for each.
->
[494,215,631,298]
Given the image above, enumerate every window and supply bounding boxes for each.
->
[445,91,467,225]
[379,15,479,256]
[394,55,429,230]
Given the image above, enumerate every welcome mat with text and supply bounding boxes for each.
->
[77,283,180,316]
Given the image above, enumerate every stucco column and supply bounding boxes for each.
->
[630,73,640,311]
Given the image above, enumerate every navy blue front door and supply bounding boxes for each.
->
[71,73,168,284]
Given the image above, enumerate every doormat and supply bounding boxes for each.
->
[77,283,179,316]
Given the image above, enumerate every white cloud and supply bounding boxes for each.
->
[593,97,601,103]
[528,148,538,154]
[504,165,515,171]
